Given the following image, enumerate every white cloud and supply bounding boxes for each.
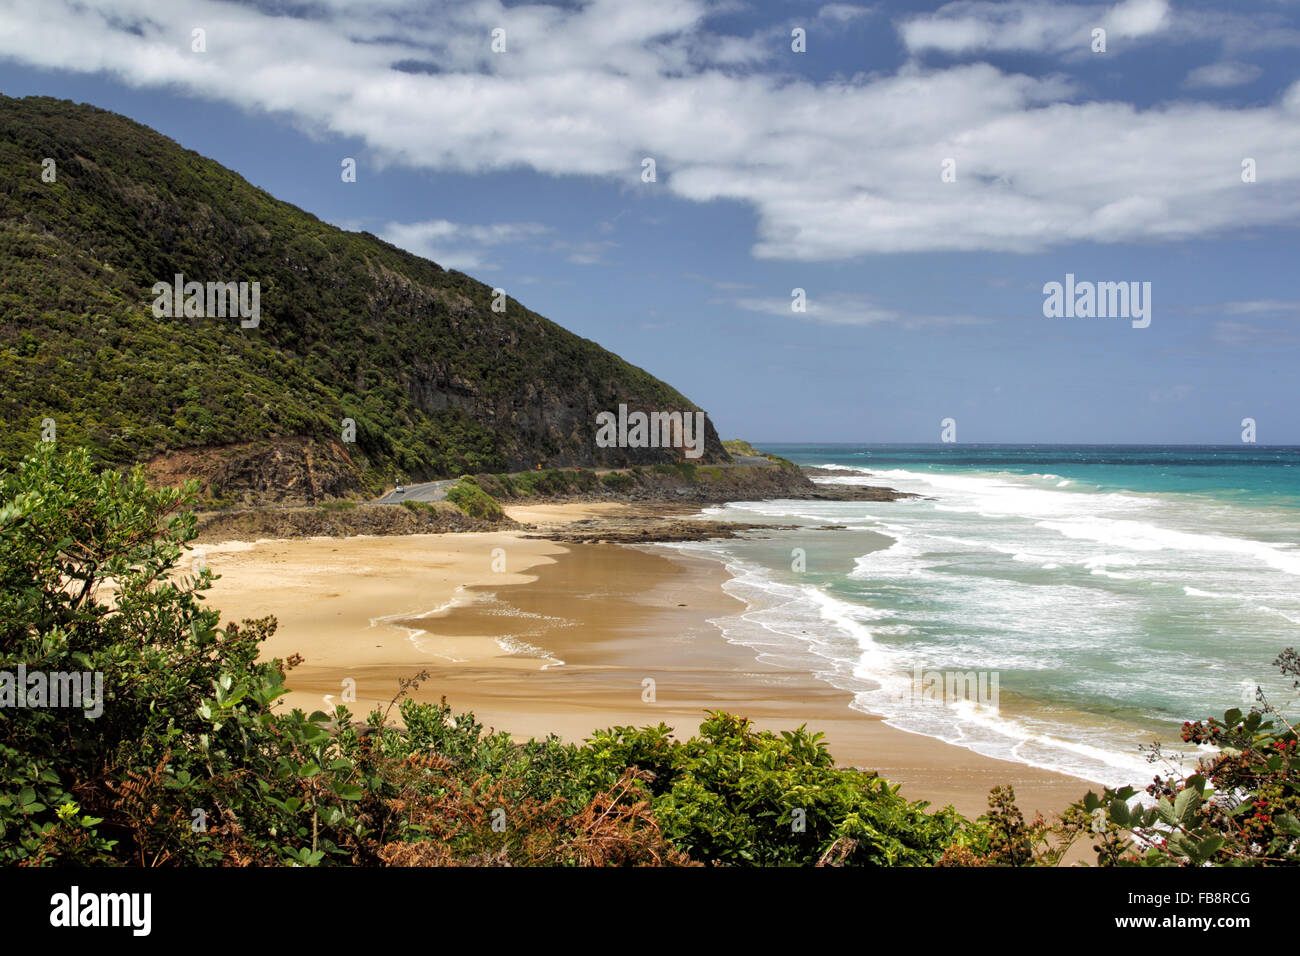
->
[736,293,900,325]
[379,219,549,271]
[818,4,876,23]
[1106,0,1170,37]
[735,292,982,327]
[899,0,1300,58]
[1,0,1299,262]
[898,0,1170,57]
[1223,299,1300,315]
[1212,320,1288,347]
[551,239,618,265]
[1184,61,1263,89]
[1212,302,1300,347]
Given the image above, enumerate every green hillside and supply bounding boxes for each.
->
[0,95,727,503]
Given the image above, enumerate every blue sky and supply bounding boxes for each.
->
[2,0,1299,443]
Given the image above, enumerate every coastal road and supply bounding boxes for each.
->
[375,479,456,503]
[373,455,778,504]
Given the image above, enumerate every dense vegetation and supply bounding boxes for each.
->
[449,460,809,510]
[443,477,504,520]
[722,439,762,457]
[2,444,1297,866]
[0,95,724,500]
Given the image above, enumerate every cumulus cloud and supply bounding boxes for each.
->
[0,0,1298,262]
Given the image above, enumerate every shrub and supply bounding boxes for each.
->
[445,479,503,520]
[600,473,637,494]
[600,470,635,491]
[580,713,976,866]
[722,439,761,457]
[1055,650,1300,867]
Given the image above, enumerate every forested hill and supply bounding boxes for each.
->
[0,95,728,504]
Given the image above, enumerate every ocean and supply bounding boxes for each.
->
[667,444,1300,787]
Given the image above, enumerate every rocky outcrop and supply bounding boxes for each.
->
[144,439,365,507]
[194,500,515,542]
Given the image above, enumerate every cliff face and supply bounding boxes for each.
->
[0,95,728,503]
[140,438,360,507]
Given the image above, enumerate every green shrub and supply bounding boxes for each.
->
[581,713,974,865]
[513,469,569,497]
[600,470,636,491]
[445,479,503,520]
[472,474,510,499]
[722,439,761,457]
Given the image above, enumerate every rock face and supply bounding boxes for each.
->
[142,439,360,506]
[194,501,513,542]
[0,95,730,503]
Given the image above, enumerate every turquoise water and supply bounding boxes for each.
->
[668,444,1300,786]
[772,444,1300,507]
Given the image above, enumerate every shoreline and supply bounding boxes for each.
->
[201,502,1093,821]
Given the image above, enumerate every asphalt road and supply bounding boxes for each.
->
[374,479,456,503]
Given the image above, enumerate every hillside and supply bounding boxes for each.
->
[0,95,728,504]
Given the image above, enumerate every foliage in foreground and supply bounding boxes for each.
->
[1,444,1297,866]
[0,445,986,866]
[1055,661,1300,866]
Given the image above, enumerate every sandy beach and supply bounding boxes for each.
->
[201,502,1093,821]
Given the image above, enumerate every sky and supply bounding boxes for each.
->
[1,0,1298,444]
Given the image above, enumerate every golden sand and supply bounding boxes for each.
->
[201,502,1091,820]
